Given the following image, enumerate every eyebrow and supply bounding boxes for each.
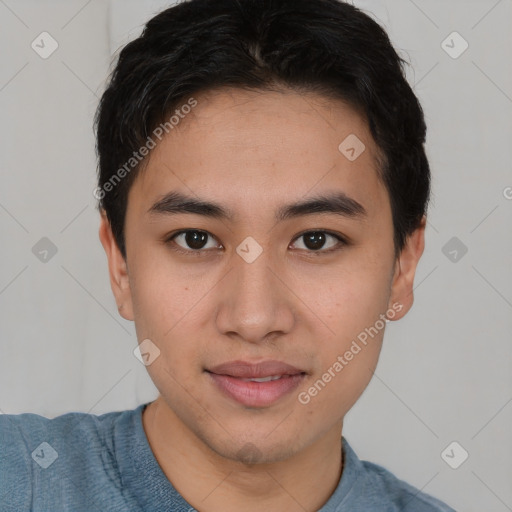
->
[147,190,367,222]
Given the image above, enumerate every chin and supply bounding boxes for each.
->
[206,432,304,466]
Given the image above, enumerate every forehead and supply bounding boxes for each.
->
[128,87,389,221]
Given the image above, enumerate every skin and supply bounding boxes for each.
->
[99,87,425,512]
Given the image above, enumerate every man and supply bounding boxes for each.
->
[0,0,455,510]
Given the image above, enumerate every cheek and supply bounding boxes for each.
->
[302,316,385,419]
[128,256,215,370]
[320,256,393,333]
[128,253,191,339]
[308,250,392,401]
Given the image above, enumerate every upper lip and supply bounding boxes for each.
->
[206,360,305,378]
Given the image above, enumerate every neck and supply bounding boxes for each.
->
[142,398,344,512]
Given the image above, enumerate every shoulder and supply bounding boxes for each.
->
[0,407,138,511]
[0,407,124,458]
[359,459,455,511]
[335,438,456,512]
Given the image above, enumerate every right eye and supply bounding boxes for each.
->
[166,230,222,254]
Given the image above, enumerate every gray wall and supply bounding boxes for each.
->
[0,1,511,510]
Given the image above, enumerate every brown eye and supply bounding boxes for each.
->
[291,231,345,252]
[171,230,220,251]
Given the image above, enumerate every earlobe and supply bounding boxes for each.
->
[387,215,426,321]
[98,210,135,321]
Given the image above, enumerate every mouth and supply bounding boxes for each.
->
[237,374,296,382]
[205,360,307,407]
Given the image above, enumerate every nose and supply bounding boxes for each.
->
[215,246,295,344]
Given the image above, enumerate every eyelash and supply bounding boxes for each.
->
[164,229,348,256]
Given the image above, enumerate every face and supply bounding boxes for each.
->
[100,87,425,465]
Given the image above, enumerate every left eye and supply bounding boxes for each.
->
[291,231,344,252]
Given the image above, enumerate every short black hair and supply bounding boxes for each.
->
[95,0,430,259]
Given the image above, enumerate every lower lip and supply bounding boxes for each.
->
[206,372,306,407]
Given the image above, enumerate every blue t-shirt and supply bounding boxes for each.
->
[0,402,455,511]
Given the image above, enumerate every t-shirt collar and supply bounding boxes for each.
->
[115,401,360,511]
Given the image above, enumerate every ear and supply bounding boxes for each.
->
[387,215,426,321]
[98,210,134,321]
